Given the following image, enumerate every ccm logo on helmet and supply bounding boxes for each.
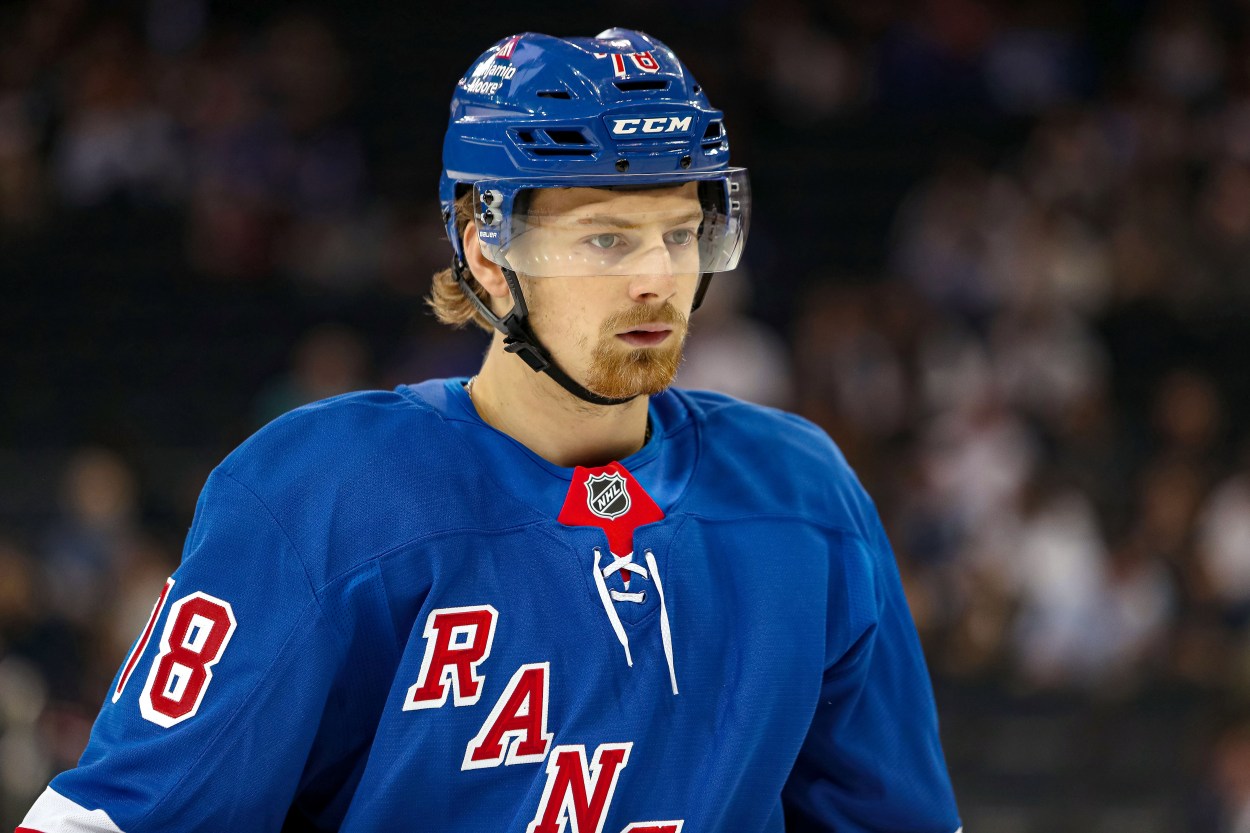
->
[610,115,693,136]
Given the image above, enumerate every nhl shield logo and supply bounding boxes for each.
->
[586,472,631,521]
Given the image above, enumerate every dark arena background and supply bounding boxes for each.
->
[4,0,1250,830]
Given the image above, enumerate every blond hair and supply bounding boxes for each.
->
[426,190,495,333]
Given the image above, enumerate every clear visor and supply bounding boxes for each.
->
[471,168,749,278]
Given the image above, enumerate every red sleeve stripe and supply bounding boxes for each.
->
[113,577,174,703]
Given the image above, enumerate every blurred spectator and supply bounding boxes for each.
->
[676,268,794,408]
[741,0,864,123]
[1098,536,1174,688]
[0,655,50,825]
[52,21,183,207]
[1048,385,1130,518]
[252,323,372,425]
[39,448,139,628]
[1018,109,1118,220]
[382,318,487,388]
[1198,720,1250,833]
[144,0,209,56]
[792,283,909,441]
[1197,450,1250,625]
[1195,160,1250,303]
[1153,369,1226,465]
[874,0,999,121]
[989,302,1108,427]
[921,390,1037,561]
[982,8,1089,116]
[0,93,45,232]
[1007,482,1112,688]
[186,11,370,286]
[1136,2,1225,104]
[0,541,50,822]
[0,542,37,647]
[891,159,1007,318]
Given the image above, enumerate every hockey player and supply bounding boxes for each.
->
[20,29,962,833]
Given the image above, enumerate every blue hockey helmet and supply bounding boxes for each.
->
[440,29,749,404]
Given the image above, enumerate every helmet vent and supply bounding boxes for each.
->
[702,120,726,150]
[511,126,600,160]
[614,79,670,92]
[531,147,595,157]
[544,129,590,145]
[537,90,572,99]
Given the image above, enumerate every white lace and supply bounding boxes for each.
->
[601,551,649,582]
[591,547,678,696]
[602,552,649,602]
[646,549,678,695]
[592,548,633,667]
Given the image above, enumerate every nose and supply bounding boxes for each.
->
[626,245,677,303]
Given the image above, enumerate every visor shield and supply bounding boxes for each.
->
[471,168,749,278]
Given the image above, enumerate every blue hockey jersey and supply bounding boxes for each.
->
[21,379,961,833]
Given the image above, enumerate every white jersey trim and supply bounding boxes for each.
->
[20,787,126,833]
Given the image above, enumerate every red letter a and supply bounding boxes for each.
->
[462,662,552,769]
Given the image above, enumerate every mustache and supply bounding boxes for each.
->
[601,302,687,334]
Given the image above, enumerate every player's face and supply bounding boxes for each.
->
[517,184,703,400]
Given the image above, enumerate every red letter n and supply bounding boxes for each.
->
[527,742,632,833]
[404,605,497,710]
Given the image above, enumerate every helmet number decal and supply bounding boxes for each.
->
[594,51,661,79]
[139,591,237,728]
[495,36,520,60]
[630,51,660,73]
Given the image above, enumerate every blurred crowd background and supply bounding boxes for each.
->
[3,0,1250,830]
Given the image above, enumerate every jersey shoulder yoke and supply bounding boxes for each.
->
[214,389,535,588]
[672,388,877,534]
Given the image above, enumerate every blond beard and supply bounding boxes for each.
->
[584,302,688,399]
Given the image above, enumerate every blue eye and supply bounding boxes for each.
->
[589,233,620,250]
[666,229,695,246]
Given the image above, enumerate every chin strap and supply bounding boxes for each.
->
[451,257,638,407]
[692,272,712,312]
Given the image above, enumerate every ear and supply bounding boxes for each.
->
[462,221,510,299]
